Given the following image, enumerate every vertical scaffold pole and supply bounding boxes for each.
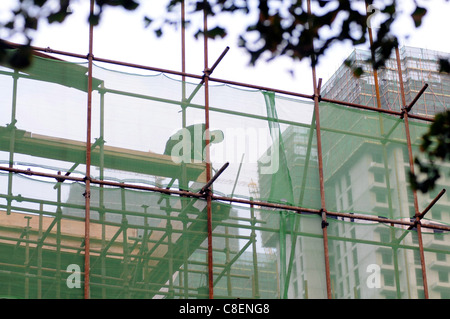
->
[84,0,95,299]
[307,0,332,299]
[181,0,190,298]
[403,101,429,299]
[202,0,214,299]
[395,47,429,299]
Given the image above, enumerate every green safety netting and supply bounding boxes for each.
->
[0,52,449,299]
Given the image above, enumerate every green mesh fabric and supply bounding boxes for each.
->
[0,53,449,299]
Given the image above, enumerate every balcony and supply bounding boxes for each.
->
[373,201,391,216]
[430,281,450,293]
[423,229,450,250]
[368,161,387,171]
[430,259,450,271]
[379,283,399,298]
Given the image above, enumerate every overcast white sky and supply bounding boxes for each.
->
[1,0,450,94]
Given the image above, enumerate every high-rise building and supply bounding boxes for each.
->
[258,46,450,298]
[320,46,450,298]
[321,46,450,116]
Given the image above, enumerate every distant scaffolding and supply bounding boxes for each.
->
[0,1,450,300]
[321,46,450,117]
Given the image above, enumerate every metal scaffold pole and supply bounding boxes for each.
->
[84,0,95,299]
[202,0,214,300]
[307,0,332,299]
[2,1,450,300]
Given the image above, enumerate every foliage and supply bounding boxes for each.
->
[0,0,138,68]
[1,0,448,71]
[409,110,450,193]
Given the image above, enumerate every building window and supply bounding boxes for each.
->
[402,147,410,163]
[438,270,449,283]
[380,230,390,243]
[381,251,393,265]
[437,253,447,262]
[417,289,425,299]
[412,233,419,244]
[375,192,387,203]
[372,152,383,164]
[414,250,421,265]
[416,269,424,287]
[374,172,385,183]
[434,231,445,241]
[384,273,395,287]
[409,205,417,218]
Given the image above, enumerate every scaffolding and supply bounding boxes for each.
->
[321,46,450,116]
[1,1,450,300]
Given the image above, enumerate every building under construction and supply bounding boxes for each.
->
[0,2,450,299]
[321,46,450,116]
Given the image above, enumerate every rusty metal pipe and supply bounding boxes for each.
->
[313,78,332,299]
[3,164,450,234]
[208,46,230,75]
[83,0,95,299]
[202,1,214,300]
[406,84,429,112]
[307,0,332,299]
[398,49,429,297]
[419,189,446,220]
[6,41,436,124]
[199,162,229,194]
